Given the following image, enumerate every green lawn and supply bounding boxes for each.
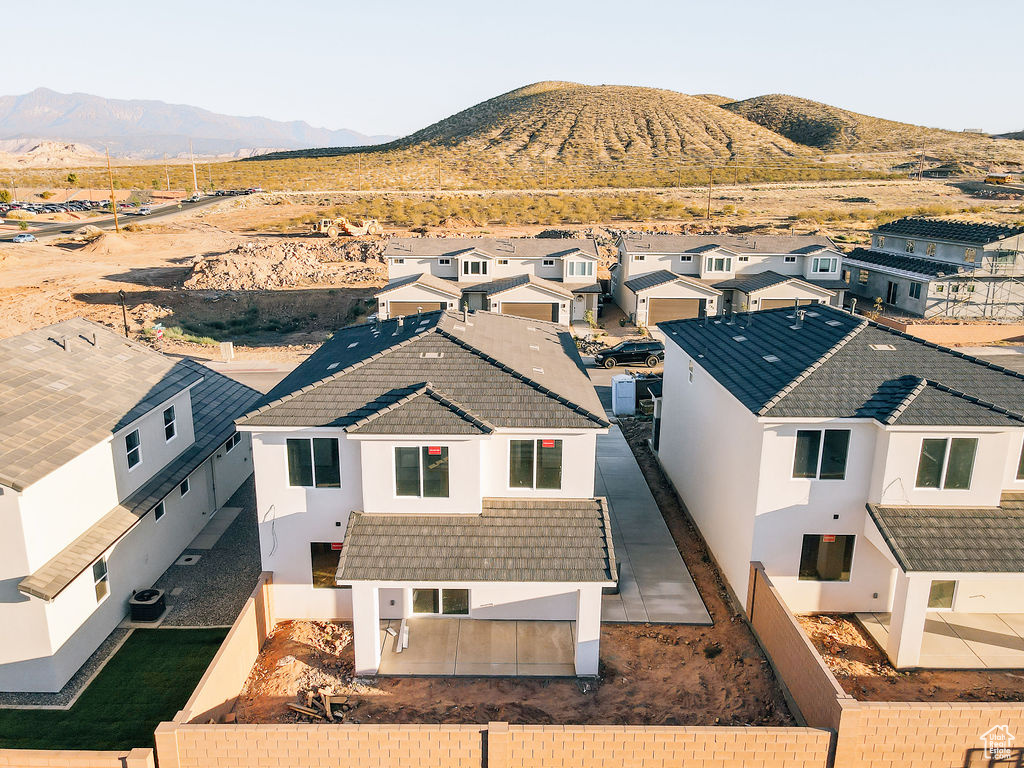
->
[0,628,227,750]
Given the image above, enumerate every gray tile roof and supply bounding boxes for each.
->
[618,233,836,255]
[0,319,205,491]
[875,217,1024,245]
[843,248,965,278]
[460,273,573,298]
[866,494,1024,572]
[659,304,1024,424]
[335,498,616,582]
[712,270,832,295]
[346,384,493,434]
[239,310,608,431]
[385,237,599,260]
[624,269,720,294]
[377,272,462,297]
[18,362,260,601]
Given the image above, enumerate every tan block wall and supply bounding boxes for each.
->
[747,563,851,731]
[869,316,1024,346]
[178,573,274,724]
[0,748,153,768]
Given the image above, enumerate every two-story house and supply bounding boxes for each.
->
[844,217,1024,318]
[235,309,615,677]
[375,237,602,325]
[0,319,258,692]
[612,234,847,327]
[654,305,1024,669]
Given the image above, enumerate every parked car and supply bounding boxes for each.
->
[594,340,664,369]
[137,207,152,215]
[12,233,36,243]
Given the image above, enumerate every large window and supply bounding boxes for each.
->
[909,282,922,300]
[509,439,562,489]
[567,261,594,277]
[163,406,176,441]
[125,429,141,470]
[93,557,109,602]
[310,543,348,589]
[395,446,449,497]
[812,257,838,273]
[287,438,341,488]
[462,261,487,276]
[705,256,732,272]
[799,534,854,581]
[915,437,977,490]
[412,588,469,615]
[792,430,850,480]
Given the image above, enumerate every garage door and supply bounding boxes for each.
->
[759,298,814,310]
[500,302,558,322]
[648,298,703,325]
[389,301,445,317]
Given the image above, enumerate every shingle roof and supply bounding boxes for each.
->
[618,234,836,255]
[239,310,607,431]
[385,237,599,260]
[624,269,720,294]
[712,270,833,295]
[658,304,1024,424]
[376,272,462,297]
[18,363,260,601]
[875,217,1024,245]
[866,494,1024,573]
[335,498,616,583]
[460,273,573,298]
[843,248,965,278]
[0,319,205,491]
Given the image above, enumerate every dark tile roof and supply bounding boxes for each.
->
[239,310,607,431]
[376,272,461,297]
[335,498,616,582]
[566,282,603,294]
[0,319,205,491]
[712,270,833,295]
[658,304,1024,424]
[866,494,1024,573]
[618,233,836,255]
[807,278,851,291]
[624,269,720,294]
[385,237,600,260]
[875,217,1024,245]
[346,384,493,434]
[843,248,966,278]
[19,363,260,601]
[460,273,573,298]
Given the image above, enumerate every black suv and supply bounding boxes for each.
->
[594,340,664,368]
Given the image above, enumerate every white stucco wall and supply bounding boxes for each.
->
[111,387,196,499]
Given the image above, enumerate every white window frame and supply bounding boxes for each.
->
[92,556,109,604]
[914,437,977,490]
[812,257,838,273]
[411,587,470,616]
[163,405,176,442]
[438,258,451,265]
[497,258,509,265]
[152,500,165,522]
[568,261,594,277]
[688,358,694,383]
[179,477,190,497]
[633,253,645,262]
[224,433,241,452]
[543,259,555,266]
[679,255,693,262]
[506,438,563,491]
[287,437,343,489]
[462,260,488,276]
[125,429,142,471]
[705,256,732,272]
[784,256,797,263]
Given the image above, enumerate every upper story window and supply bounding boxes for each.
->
[542,259,556,267]
[393,258,405,265]
[567,261,594,277]
[909,282,923,300]
[509,439,562,490]
[179,477,190,497]
[152,500,165,522]
[395,446,449,497]
[784,256,797,263]
[463,261,488,276]
[125,429,142,470]
[705,256,732,272]
[497,259,509,265]
[633,253,645,262]
[438,258,451,265]
[905,240,915,254]
[93,557,109,602]
[688,359,694,383]
[792,429,850,480]
[738,256,750,262]
[287,438,341,488]
[679,255,693,262]
[964,247,977,262]
[812,257,838,273]
[163,406,176,442]
[926,243,937,256]
[876,236,885,248]
[224,433,241,453]
[915,437,977,490]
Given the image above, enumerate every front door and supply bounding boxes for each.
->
[886,281,899,304]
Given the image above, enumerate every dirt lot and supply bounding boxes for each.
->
[799,614,1024,702]
[233,418,793,727]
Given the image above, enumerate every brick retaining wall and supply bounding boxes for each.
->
[0,748,153,768]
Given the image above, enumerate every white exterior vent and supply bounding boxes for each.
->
[453,325,466,331]
[762,355,780,363]
[327,362,340,370]
[825,320,842,327]
[47,380,71,391]
[347,342,359,349]
[529,344,540,351]
[732,335,747,342]
[419,352,444,359]
[870,344,896,351]
[533,367,544,374]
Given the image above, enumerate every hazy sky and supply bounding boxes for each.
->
[7,0,1022,136]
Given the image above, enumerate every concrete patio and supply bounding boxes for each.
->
[376,618,576,677]
[858,611,1024,669]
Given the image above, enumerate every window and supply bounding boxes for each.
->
[125,429,141,469]
[567,261,594,277]
[393,258,405,265]
[179,477,190,497]
[463,261,487,275]
[438,258,451,265]
[799,535,855,581]
[1017,441,1024,480]
[287,438,341,488]
[784,255,797,264]
[915,437,977,490]
[886,281,899,304]
[812,257,838,273]
[928,580,956,610]
[224,433,241,452]
[152,500,165,522]
[395,446,449,497]
[926,243,936,256]
[964,247,977,262]
[679,255,693,262]
[935,284,944,293]
[497,258,509,265]
[688,359,694,383]
[633,253,646,262]
[509,439,563,489]
[705,256,732,272]
[412,588,469,615]
[876,236,885,248]
[858,269,868,285]
[792,429,850,480]
[738,256,749,262]
[905,240,915,253]
[163,406,176,441]
[93,557,109,602]
[909,282,922,300]
[310,543,349,589]
[543,259,555,266]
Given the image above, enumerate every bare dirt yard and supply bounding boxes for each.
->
[799,614,1024,703]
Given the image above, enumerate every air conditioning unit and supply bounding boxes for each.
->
[129,588,166,622]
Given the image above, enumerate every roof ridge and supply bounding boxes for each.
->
[916,378,1024,424]
[758,318,868,416]
[344,381,496,433]
[882,376,928,425]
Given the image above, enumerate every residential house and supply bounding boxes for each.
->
[0,319,258,692]
[844,217,1024,318]
[654,304,1024,668]
[376,237,602,325]
[612,234,847,327]
[235,309,615,676]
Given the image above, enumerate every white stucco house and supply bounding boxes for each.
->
[0,319,259,692]
[612,234,847,327]
[236,309,615,677]
[375,237,602,325]
[653,304,1024,669]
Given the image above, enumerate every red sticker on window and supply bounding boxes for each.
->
[822,535,836,543]
[428,446,441,455]
[541,439,555,448]
[331,543,343,551]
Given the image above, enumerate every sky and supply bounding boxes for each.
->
[6,0,1023,136]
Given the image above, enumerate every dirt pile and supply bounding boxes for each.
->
[184,241,331,290]
[79,232,137,256]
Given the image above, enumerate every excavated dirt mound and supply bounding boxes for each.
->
[79,232,137,256]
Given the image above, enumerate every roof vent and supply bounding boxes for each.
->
[870,344,896,351]
[23,343,42,353]
[527,326,538,332]
[347,342,359,349]
[533,367,544,374]
[327,362,340,370]
[732,335,747,342]
[529,344,540,351]
[419,352,444,359]
[762,354,780,363]
[453,324,466,331]
[805,311,820,318]
[47,379,71,391]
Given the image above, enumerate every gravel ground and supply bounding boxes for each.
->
[0,628,131,709]
[155,477,262,626]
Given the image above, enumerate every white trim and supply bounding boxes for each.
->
[913,436,978,491]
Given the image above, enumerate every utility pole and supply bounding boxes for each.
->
[207,162,214,191]
[706,165,714,220]
[163,155,170,192]
[189,140,199,193]
[106,147,120,233]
